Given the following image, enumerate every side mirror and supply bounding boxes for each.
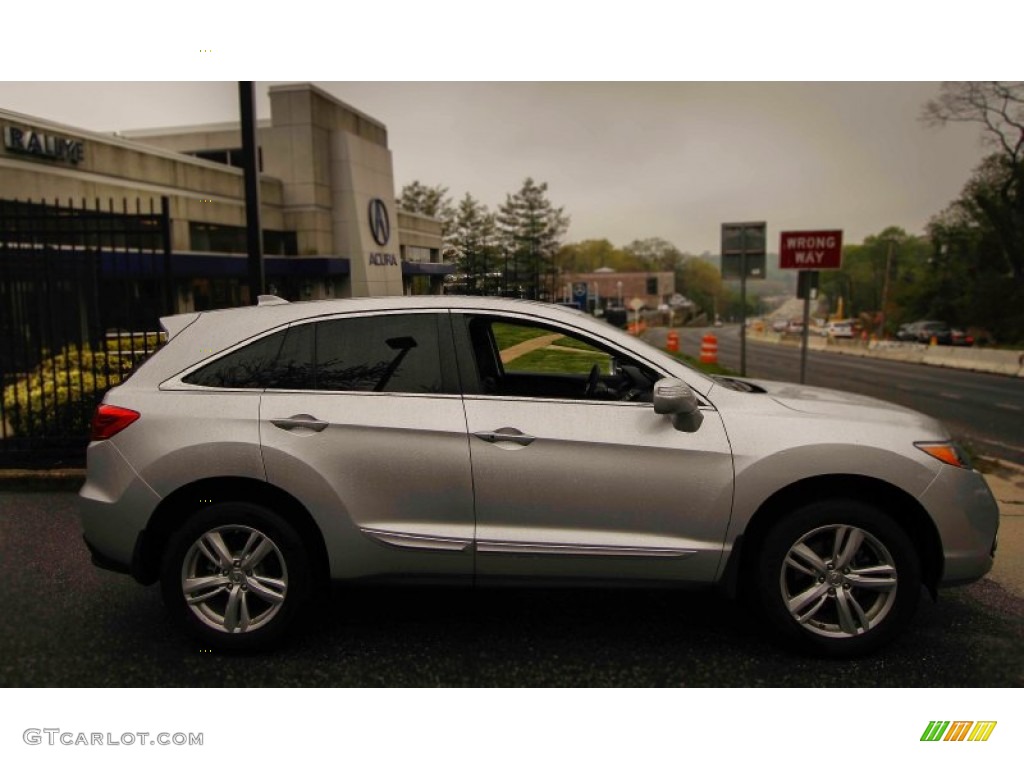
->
[653,378,703,433]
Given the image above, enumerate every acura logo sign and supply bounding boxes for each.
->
[368,198,390,246]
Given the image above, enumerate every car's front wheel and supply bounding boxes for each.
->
[160,502,311,651]
[754,500,921,657]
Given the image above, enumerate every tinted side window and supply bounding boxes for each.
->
[316,314,443,394]
[183,330,286,388]
[264,323,314,389]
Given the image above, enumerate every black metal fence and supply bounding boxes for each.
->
[0,197,171,467]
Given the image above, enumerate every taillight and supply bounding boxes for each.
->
[90,404,140,441]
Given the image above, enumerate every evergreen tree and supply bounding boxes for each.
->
[496,178,569,299]
[448,194,501,295]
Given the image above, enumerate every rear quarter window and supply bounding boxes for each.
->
[182,330,290,388]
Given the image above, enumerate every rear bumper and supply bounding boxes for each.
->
[78,440,161,578]
[83,534,130,574]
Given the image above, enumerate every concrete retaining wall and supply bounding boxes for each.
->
[748,331,1024,377]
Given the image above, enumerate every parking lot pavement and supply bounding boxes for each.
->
[2,486,1023,687]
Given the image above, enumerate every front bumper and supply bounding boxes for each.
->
[917,464,1000,586]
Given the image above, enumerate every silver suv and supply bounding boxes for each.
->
[80,296,998,656]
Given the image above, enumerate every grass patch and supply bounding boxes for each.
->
[504,347,610,374]
[551,336,598,351]
[492,324,553,350]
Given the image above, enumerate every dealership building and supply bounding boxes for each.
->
[0,83,451,312]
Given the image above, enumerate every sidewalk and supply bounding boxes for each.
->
[982,460,1024,597]
[499,333,565,364]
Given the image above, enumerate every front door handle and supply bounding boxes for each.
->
[271,414,329,432]
[473,427,535,446]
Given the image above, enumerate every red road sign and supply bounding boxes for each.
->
[779,230,843,270]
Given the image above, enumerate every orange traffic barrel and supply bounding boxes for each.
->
[666,331,680,353]
[699,333,718,364]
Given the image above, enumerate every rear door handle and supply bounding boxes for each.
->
[271,414,329,432]
[473,428,535,446]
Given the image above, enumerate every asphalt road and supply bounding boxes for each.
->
[650,326,1024,466]
[2,491,1021,687]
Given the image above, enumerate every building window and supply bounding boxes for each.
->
[189,222,297,255]
[403,246,433,264]
[188,148,263,172]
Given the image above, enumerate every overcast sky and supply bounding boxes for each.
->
[0,3,1009,255]
[0,81,991,254]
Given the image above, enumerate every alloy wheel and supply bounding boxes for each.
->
[779,524,898,639]
[180,525,289,634]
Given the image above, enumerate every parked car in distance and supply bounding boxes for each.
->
[80,296,999,657]
[895,320,972,346]
[784,319,805,335]
[950,328,975,347]
[604,305,628,329]
[824,320,855,339]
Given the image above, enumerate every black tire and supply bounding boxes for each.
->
[160,502,312,652]
[753,499,920,657]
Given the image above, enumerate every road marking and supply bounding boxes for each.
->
[940,392,964,400]
[995,403,1022,412]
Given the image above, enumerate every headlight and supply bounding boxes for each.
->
[914,441,973,470]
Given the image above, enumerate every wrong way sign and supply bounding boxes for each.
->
[779,230,843,269]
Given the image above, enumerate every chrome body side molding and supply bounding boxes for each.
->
[361,528,471,553]
[476,541,697,558]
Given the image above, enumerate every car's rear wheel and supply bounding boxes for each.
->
[160,502,311,651]
[754,500,920,657]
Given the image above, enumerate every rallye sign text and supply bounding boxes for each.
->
[3,125,84,164]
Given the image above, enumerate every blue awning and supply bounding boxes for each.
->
[401,261,455,276]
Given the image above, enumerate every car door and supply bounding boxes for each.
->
[260,310,475,581]
[452,311,734,583]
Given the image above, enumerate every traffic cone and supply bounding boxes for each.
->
[700,333,718,365]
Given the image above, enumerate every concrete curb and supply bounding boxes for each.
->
[0,468,85,492]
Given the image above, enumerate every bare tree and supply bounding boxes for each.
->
[923,81,1024,164]
[924,83,1024,286]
